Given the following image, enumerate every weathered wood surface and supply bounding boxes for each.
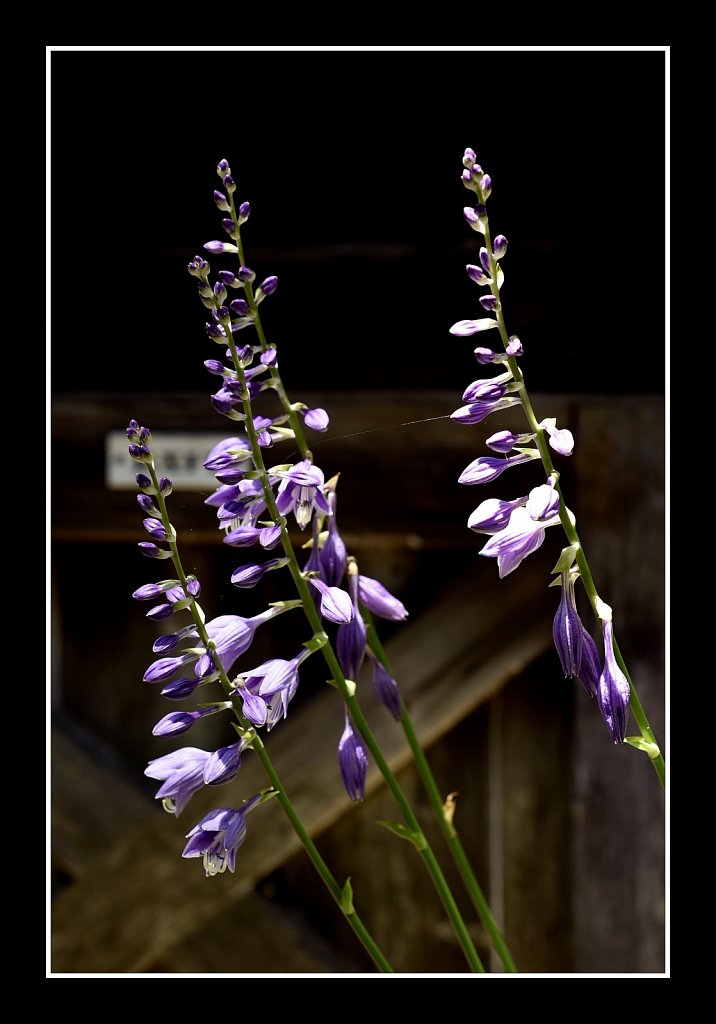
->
[51,560,554,972]
[571,400,666,972]
[51,390,570,545]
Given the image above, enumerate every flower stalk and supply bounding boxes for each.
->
[141,454,394,973]
[456,150,664,787]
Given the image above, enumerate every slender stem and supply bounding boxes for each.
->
[364,613,517,972]
[230,197,312,459]
[480,219,664,787]
[145,462,394,973]
[221,340,485,973]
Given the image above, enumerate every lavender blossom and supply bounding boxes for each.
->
[145,747,212,815]
[152,706,222,737]
[479,505,561,578]
[145,741,242,815]
[467,496,528,534]
[194,609,278,677]
[275,460,331,530]
[540,418,575,456]
[309,579,354,624]
[304,407,330,432]
[450,318,499,337]
[459,450,539,485]
[358,575,408,621]
[183,796,263,876]
[485,430,534,454]
[371,660,402,721]
[230,558,289,589]
[338,713,368,802]
[597,616,631,743]
[319,491,347,588]
[337,573,367,680]
[552,573,584,679]
[577,627,600,698]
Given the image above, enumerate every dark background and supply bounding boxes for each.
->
[51,49,666,975]
[51,49,665,395]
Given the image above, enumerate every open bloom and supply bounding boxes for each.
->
[480,503,561,577]
[183,796,262,876]
[145,741,242,815]
[145,747,211,815]
[275,460,331,529]
[195,609,278,677]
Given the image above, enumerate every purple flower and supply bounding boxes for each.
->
[144,651,199,684]
[552,573,584,679]
[540,418,575,456]
[492,235,508,259]
[183,796,262,876]
[275,460,331,530]
[203,741,244,785]
[371,660,402,721]
[458,451,538,485]
[152,706,219,737]
[462,378,507,402]
[506,336,523,356]
[203,436,252,473]
[337,574,367,680]
[467,495,528,534]
[259,275,278,296]
[259,525,282,549]
[526,480,560,521]
[304,407,329,432]
[485,430,534,454]
[204,240,239,255]
[358,575,408,621]
[319,491,347,588]
[450,318,499,337]
[145,747,211,815]
[466,264,490,285]
[451,397,520,425]
[309,579,354,624]
[195,610,277,677]
[577,627,600,698]
[222,525,263,548]
[597,618,631,743]
[479,505,560,578]
[161,676,203,701]
[237,653,306,731]
[230,557,288,588]
[338,713,368,802]
[144,741,243,816]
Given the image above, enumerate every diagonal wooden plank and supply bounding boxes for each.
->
[51,556,554,972]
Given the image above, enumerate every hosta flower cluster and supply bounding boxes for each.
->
[128,159,409,875]
[450,148,630,743]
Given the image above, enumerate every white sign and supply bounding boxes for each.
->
[106,432,231,490]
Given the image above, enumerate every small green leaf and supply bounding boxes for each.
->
[376,820,427,850]
[340,877,355,915]
[552,544,579,574]
[625,736,661,760]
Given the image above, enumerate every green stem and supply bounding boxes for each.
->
[364,613,517,972]
[221,340,485,973]
[145,461,394,973]
[229,198,312,459]
[480,217,664,788]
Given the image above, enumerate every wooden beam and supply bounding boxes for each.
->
[51,558,553,972]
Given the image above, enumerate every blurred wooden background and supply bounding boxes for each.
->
[51,390,665,974]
